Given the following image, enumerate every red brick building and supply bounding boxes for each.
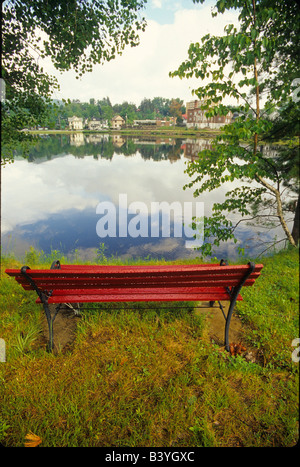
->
[186,100,232,129]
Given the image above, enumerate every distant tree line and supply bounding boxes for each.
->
[45,97,186,129]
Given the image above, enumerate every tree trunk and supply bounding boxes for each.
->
[252,0,260,158]
[291,193,300,245]
[256,174,296,247]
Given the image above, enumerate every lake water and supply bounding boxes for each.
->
[1,133,285,263]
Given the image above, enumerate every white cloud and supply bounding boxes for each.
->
[2,149,235,234]
[152,0,162,8]
[46,4,239,106]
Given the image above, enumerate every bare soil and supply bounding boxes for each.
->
[41,304,79,353]
[40,301,247,355]
[196,301,244,346]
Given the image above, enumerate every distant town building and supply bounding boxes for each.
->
[186,100,233,129]
[111,115,125,129]
[87,118,108,130]
[133,117,177,128]
[133,119,157,127]
[156,117,177,127]
[68,115,83,130]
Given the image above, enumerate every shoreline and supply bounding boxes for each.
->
[25,127,221,138]
[24,128,297,145]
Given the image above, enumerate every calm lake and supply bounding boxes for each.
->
[1,133,285,262]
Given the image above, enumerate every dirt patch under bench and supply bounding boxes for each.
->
[40,304,80,352]
[195,301,243,346]
[40,301,256,361]
[196,301,258,362]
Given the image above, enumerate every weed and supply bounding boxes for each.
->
[11,324,41,356]
[0,421,10,443]
[24,246,44,265]
[95,242,108,264]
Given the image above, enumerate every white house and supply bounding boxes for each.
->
[87,118,109,130]
[68,115,83,130]
[111,115,125,129]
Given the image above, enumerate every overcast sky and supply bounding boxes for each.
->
[46,0,239,106]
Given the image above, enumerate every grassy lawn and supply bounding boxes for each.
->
[0,248,298,447]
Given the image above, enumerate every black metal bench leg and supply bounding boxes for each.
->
[224,297,237,352]
[20,264,62,352]
[224,262,255,352]
[43,303,62,352]
[43,302,54,352]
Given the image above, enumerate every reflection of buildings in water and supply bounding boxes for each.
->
[132,138,176,146]
[85,134,109,144]
[70,132,111,149]
[69,132,85,146]
[168,154,180,163]
[133,138,182,163]
[259,144,280,158]
[112,134,126,147]
[182,138,213,161]
[182,139,279,162]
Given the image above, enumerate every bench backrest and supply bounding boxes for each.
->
[6,263,263,292]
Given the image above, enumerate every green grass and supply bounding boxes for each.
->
[0,247,298,447]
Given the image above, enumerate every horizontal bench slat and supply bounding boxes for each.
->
[58,264,263,273]
[35,286,242,304]
[12,271,261,281]
[14,276,258,290]
[38,292,242,304]
[46,286,234,296]
[6,264,263,278]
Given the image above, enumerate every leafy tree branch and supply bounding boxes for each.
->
[171,0,299,256]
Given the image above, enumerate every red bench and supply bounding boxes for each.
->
[5,260,263,352]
